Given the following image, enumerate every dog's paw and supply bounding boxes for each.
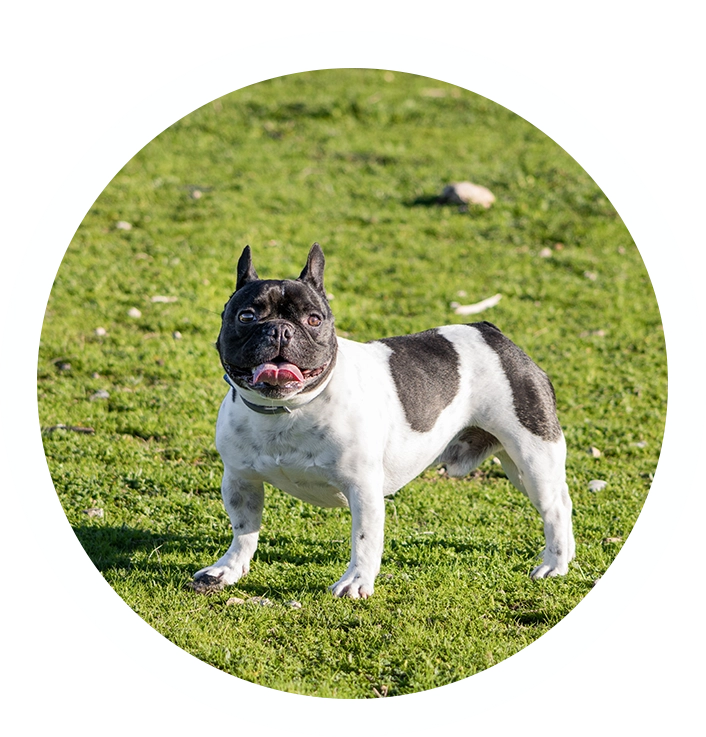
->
[530,561,569,580]
[329,569,375,599]
[190,563,247,593]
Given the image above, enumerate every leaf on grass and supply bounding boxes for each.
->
[247,596,274,607]
[43,424,95,434]
[450,293,502,315]
[588,479,607,493]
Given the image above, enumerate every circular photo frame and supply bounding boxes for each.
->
[0,32,703,737]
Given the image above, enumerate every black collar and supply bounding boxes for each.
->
[223,374,292,414]
[240,395,292,414]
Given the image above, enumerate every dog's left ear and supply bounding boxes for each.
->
[298,242,326,294]
[236,245,259,291]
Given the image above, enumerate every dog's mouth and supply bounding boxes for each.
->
[224,357,328,391]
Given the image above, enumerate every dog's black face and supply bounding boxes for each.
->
[217,243,338,400]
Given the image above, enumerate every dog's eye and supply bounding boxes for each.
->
[307,315,322,327]
[238,310,257,323]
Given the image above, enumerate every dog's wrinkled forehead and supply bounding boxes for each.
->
[225,242,332,320]
[226,278,331,319]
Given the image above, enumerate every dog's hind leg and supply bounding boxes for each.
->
[494,449,527,495]
[192,471,264,592]
[497,435,575,578]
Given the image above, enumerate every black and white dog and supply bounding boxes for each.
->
[193,244,574,598]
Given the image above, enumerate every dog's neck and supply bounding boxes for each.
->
[223,372,332,415]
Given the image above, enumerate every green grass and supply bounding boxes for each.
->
[38,69,666,698]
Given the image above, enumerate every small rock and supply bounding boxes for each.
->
[127,307,142,318]
[191,189,202,200]
[539,247,553,258]
[56,362,71,372]
[631,440,648,448]
[584,271,598,281]
[588,446,602,458]
[226,597,245,606]
[602,537,622,544]
[440,181,496,209]
[151,295,178,303]
[94,327,107,337]
[286,600,302,609]
[82,507,104,518]
[588,479,607,493]
[92,372,100,379]
[115,221,132,231]
[247,596,274,607]
[172,331,182,340]
[89,389,110,401]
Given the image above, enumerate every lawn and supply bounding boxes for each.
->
[37,68,666,698]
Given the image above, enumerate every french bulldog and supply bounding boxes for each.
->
[192,243,575,598]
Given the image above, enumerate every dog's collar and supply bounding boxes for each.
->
[241,395,292,415]
[223,374,292,414]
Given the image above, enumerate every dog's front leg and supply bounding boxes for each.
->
[192,471,264,592]
[330,484,385,599]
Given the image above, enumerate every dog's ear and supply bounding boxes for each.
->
[298,243,326,294]
[236,245,259,290]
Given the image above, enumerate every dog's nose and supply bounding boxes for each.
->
[266,322,294,345]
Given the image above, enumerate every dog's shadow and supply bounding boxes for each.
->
[72,524,347,597]
[73,523,200,572]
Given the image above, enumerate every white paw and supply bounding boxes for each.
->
[191,562,248,592]
[329,568,375,599]
[530,560,569,579]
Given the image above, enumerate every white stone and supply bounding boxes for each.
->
[440,181,496,208]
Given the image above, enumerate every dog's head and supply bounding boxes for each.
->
[217,243,337,401]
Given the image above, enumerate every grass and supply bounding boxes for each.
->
[38,68,666,698]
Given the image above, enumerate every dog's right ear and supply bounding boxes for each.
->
[236,245,259,290]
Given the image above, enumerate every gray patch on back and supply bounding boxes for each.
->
[376,329,460,433]
[471,321,562,442]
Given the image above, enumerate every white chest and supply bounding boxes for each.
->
[216,402,350,507]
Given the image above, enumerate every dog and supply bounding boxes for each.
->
[192,243,575,598]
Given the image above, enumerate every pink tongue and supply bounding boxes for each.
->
[252,362,305,386]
